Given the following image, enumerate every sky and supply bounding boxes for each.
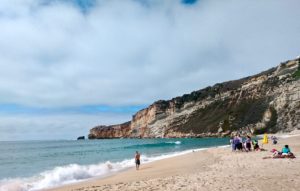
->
[0,0,300,141]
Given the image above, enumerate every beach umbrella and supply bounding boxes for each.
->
[262,133,268,144]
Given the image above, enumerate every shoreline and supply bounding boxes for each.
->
[49,133,300,191]
[48,147,219,191]
[45,144,230,191]
[0,138,229,191]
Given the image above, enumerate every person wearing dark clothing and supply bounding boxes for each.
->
[135,151,141,170]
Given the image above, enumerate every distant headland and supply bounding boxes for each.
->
[89,57,300,139]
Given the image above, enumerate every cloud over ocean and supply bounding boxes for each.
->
[0,0,300,140]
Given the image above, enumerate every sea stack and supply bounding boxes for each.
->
[77,136,85,140]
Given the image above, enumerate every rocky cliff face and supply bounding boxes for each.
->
[89,57,300,139]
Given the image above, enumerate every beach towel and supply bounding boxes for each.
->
[263,152,296,159]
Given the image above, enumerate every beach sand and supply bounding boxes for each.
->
[49,134,300,191]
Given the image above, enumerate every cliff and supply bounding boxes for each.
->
[89,57,300,139]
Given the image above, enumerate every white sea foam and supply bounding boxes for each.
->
[0,159,134,191]
[0,145,228,191]
[274,134,300,139]
[174,141,181,145]
[165,141,181,145]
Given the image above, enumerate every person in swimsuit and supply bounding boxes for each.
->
[135,151,141,170]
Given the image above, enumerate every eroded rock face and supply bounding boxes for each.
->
[89,58,300,139]
[88,122,131,139]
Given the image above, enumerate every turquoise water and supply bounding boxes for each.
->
[0,138,229,190]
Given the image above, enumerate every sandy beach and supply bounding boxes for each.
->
[49,134,300,191]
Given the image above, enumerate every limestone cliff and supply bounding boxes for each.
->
[89,57,300,139]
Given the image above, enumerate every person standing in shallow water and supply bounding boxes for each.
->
[135,151,141,170]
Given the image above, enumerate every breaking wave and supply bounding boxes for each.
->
[0,148,190,191]
[165,141,181,145]
[0,143,229,191]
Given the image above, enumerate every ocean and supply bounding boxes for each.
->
[0,138,229,191]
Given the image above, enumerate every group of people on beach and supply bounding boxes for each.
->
[134,135,294,171]
[230,134,296,159]
[230,135,259,152]
[230,134,278,152]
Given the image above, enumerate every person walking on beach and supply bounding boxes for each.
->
[135,151,141,170]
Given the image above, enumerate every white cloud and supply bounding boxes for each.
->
[0,0,299,107]
[0,0,300,140]
[0,113,130,141]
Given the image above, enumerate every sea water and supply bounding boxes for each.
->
[0,138,229,191]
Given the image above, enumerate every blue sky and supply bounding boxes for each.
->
[0,0,300,141]
[0,104,146,115]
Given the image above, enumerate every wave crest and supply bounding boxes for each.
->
[0,151,183,191]
[0,159,133,191]
[0,143,220,191]
[165,141,181,145]
[122,141,182,149]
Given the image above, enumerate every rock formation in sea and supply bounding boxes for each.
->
[77,136,85,140]
[89,57,300,139]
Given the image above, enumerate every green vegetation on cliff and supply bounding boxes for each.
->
[292,64,300,80]
[176,98,270,135]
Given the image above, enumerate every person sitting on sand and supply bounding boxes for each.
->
[282,145,291,155]
[252,140,260,151]
[271,149,282,157]
[263,148,296,159]
[271,136,278,144]
[263,149,282,159]
[135,151,141,170]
